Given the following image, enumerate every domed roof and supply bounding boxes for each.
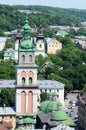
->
[47,101,62,111]
[32,119,36,124]
[17,119,24,125]
[23,117,32,124]
[19,16,35,52]
[51,111,68,121]
[20,39,33,49]
[62,116,75,126]
[40,101,50,112]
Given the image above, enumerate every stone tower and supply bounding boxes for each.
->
[16,17,39,115]
[35,24,46,56]
[15,22,22,62]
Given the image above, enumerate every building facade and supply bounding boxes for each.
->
[47,38,62,54]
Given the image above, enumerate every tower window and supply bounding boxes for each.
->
[22,55,25,62]
[22,77,25,85]
[29,77,32,85]
[39,44,42,48]
[29,55,32,62]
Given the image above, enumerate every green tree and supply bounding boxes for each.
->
[40,91,48,102]
[0,88,15,107]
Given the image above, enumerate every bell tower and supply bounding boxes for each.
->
[16,16,39,115]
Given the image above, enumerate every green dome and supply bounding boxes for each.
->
[17,119,24,125]
[40,101,50,112]
[32,119,36,124]
[23,117,32,124]
[20,40,33,49]
[62,116,75,126]
[51,111,68,121]
[47,101,62,111]
[19,16,35,52]
[47,101,57,111]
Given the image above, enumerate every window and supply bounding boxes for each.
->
[29,77,32,85]
[39,44,42,48]
[22,55,25,62]
[22,77,25,85]
[29,55,32,62]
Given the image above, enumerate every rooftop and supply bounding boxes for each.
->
[0,107,16,115]
[0,80,64,89]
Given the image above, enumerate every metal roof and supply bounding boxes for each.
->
[0,37,7,43]
[0,80,64,89]
[0,80,15,88]
[38,80,64,89]
[0,107,16,115]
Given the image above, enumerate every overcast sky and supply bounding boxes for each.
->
[0,0,86,9]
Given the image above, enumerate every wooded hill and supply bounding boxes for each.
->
[0,4,86,33]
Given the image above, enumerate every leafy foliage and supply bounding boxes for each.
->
[0,88,15,107]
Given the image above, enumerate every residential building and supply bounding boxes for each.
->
[47,38,62,54]
[0,37,7,51]
[4,48,15,61]
[78,93,86,130]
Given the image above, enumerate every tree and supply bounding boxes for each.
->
[0,88,15,107]
[40,91,48,102]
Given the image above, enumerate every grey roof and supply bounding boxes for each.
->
[0,80,64,89]
[0,37,7,43]
[0,107,16,115]
[0,80,15,89]
[37,112,60,126]
[38,80,64,89]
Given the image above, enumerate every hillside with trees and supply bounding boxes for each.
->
[0,4,86,35]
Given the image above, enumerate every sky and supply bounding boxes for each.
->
[0,0,86,9]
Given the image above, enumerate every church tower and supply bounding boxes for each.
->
[16,17,39,115]
[35,24,46,56]
[15,22,22,63]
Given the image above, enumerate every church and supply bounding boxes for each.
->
[15,17,65,115]
[0,17,65,118]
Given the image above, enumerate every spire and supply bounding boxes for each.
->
[36,23,44,41]
[16,19,22,43]
[23,15,31,40]
[19,16,35,52]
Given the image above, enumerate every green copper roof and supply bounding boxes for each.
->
[51,111,68,121]
[23,117,32,124]
[17,119,24,125]
[62,116,75,126]
[19,16,35,52]
[32,119,36,124]
[40,101,50,112]
[47,101,62,111]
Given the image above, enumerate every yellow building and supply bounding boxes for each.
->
[47,38,62,54]
[0,107,16,130]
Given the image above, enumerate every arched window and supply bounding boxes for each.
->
[39,44,42,48]
[28,91,33,113]
[29,77,32,85]
[21,91,26,114]
[29,55,32,62]
[22,77,25,85]
[22,55,25,62]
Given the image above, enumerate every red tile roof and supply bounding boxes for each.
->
[0,124,8,130]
